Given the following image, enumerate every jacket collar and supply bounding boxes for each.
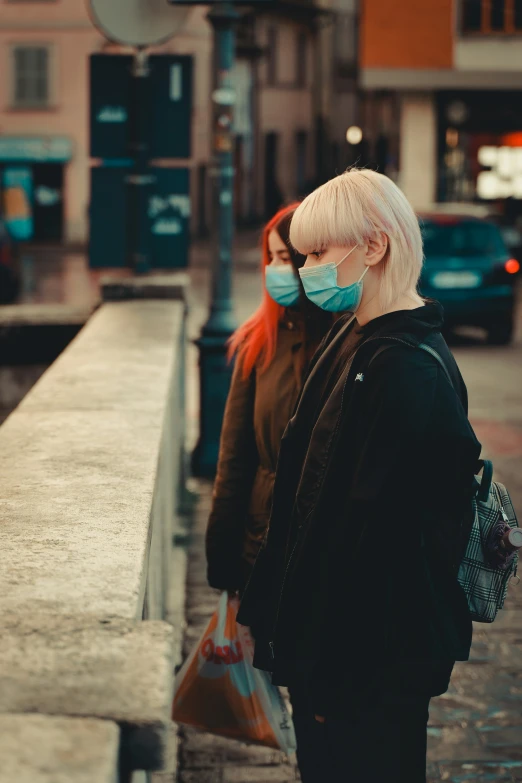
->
[353,299,444,342]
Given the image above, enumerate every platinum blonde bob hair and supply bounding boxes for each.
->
[289,169,423,311]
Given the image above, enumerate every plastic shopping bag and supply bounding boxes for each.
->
[172,591,297,754]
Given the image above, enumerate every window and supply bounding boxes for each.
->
[462,0,522,33]
[12,45,51,108]
[462,0,482,30]
[515,0,522,26]
[267,26,278,86]
[491,0,506,29]
[296,32,307,88]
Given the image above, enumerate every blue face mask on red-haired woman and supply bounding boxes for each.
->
[265,265,301,307]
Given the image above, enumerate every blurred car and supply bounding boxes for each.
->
[419,213,520,345]
[0,216,20,304]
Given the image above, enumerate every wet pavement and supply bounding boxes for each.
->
[5,239,522,781]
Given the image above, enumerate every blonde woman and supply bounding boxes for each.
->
[237,170,482,782]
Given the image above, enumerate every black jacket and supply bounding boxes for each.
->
[237,302,482,717]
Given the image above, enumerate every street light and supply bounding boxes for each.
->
[191,2,239,477]
[346,126,363,145]
[167,0,272,475]
[166,0,270,477]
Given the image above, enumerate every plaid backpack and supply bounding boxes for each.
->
[459,460,520,623]
[416,343,521,623]
[370,341,521,623]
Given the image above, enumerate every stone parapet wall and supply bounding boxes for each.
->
[0,284,188,781]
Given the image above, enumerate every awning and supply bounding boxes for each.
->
[0,137,73,163]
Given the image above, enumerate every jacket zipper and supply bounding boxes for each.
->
[267,335,417,658]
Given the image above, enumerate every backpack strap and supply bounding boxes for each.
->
[418,342,454,388]
[417,344,493,500]
[367,341,454,388]
[367,344,393,367]
[476,459,493,502]
[368,340,492,499]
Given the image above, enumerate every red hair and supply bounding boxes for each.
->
[228,203,301,379]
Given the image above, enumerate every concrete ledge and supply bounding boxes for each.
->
[0,714,119,783]
[0,613,177,771]
[17,301,185,414]
[0,302,186,619]
[360,66,522,89]
[0,304,92,327]
[0,295,189,775]
[101,274,189,303]
[0,409,162,617]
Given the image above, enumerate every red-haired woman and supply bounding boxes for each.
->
[205,204,332,593]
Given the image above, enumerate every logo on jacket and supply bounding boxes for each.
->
[355,373,364,382]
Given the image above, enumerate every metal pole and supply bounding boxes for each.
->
[192,2,239,477]
[126,48,155,274]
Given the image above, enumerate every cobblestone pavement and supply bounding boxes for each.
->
[177,478,522,783]
[179,354,522,781]
[438,333,522,782]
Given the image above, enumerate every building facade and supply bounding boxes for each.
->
[360,0,522,215]
[0,0,356,245]
[0,0,102,242]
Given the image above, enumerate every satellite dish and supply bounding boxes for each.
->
[87,0,190,48]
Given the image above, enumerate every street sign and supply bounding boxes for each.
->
[89,166,190,268]
[149,168,190,268]
[0,137,73,163]
[90,55,133,159]
[87,0,190,47]
[90,55,192,159]
[89,167,128,267]
[148,56,193,158]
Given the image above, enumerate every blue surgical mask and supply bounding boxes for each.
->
[298,246,368,312]
[265,264,301,307]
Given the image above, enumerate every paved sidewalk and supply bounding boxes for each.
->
[177,478,522,783]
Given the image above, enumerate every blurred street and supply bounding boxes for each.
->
[13,241,522,782]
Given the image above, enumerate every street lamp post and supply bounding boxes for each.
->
[192,1,239,477]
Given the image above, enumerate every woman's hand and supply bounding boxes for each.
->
[314,715,325,723]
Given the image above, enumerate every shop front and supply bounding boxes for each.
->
[0,137,72,242]
[437,91,522,218]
